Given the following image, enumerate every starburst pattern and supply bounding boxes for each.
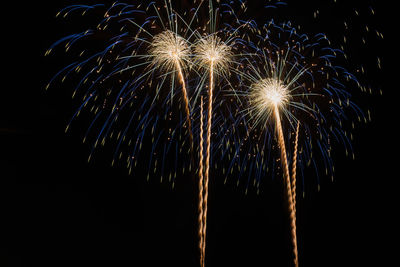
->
[149,30,191,73]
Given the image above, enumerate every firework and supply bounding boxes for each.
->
[228,9,379,262]
[149,29,194,158]
[46,1,241,266]
[45,1,207,187]
[45,1,382,266]
[194,32,234,266]
[187,1,247,264]
[244,53,307,267]
[191,1,248,262]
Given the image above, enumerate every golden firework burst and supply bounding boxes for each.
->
[149,30,191,72]
[194,34,233,75]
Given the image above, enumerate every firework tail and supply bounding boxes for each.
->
[198,96,205,267]
[291,123,300,215]
[202,61,215,267]
[274,105,299,267]
[175,61,195,169]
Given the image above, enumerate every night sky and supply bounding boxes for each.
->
[2,0,389,266]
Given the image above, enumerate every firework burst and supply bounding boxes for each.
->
[148,29,195,156]
[194,34,233,77]
[149,30,191,72]
[238,51,312,267]
[222,5,379,261]
[194,29,237,267]
[45,1,382,266]
[195,33,233,267]
[45,1,206,187]
[46,1,243,266]
[188,1,247,265]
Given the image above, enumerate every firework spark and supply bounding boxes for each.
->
[249,78,291,121]
[149,30,194,157]
[246,64,304,267]
[149,30,191,73]
[195,33,233,267]
[195,35,233,78]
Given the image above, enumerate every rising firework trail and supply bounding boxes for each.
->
[198,96,205,266]
[195,33,233,266]
[245,58,305,266]
[148,29,194,154]
[292,122,300,214]
[193,0,241,262]
[230,6,381,260]
[274,103,299,267]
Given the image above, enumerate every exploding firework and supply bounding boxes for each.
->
[188,1,248,265]
[45,1,207,187]
[46,1,244,266]
[195,32,234,267]
[45,0,383,266]
[149,29,194,156]
[225,4,381,263]
[245,53,307,267]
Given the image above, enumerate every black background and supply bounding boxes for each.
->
[2,0,390,266]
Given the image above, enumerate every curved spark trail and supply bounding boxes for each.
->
[149,30,194,154]
[202,61,213,267]
[292,122,300,214]
[274,105,298,267]
[193,4,237,262]
[198,96,205,266]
